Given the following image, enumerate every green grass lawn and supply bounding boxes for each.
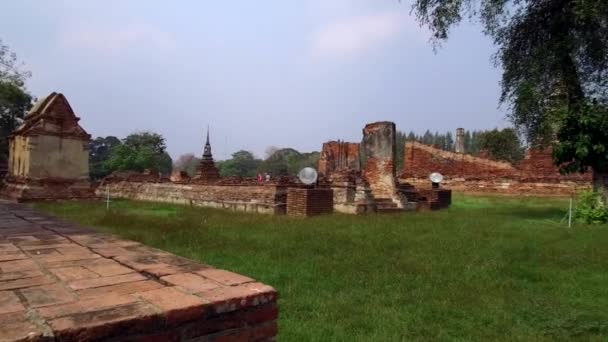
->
[34,195,608,341]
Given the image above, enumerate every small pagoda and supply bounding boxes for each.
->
[192,128,220,182]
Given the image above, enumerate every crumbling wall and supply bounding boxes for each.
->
[363,122,400,203]
[402,141,516,179]
[98,180,288,214]
[400,141,592,196]
[318,141,360,177]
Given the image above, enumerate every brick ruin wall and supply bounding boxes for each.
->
[99,179,288,214]
[318,141,360,177]
[400,141,592,196]
[286,188,334,217]
[363,122,403,205]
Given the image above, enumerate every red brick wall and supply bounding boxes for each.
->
[98,181,288,214]
[318,141,360,177]
[287,188,333,217]
[400,141,591,196]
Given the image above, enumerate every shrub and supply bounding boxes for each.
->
[575,191,608,224]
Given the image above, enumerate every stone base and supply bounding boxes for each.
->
[0,202,278,342]
[287,188,333,217]
[1,177,96,202]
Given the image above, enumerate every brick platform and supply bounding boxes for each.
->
[286,188,333,217]
[0,202,278,341]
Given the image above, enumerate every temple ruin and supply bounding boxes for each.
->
[401,137,591,196]
[1,93,95,201]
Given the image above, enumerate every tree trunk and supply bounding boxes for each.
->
[592,168,608,203]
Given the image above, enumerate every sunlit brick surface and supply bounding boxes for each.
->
[0,202,278,341]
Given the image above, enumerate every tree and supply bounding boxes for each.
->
[478,128,525,163]
[0,40,32,163]
[219,150,262,177]
[89,136,121,179]
[174,153,200,176]
[411,0,608,198]
[105,132,172,175]
[0,82,32,162]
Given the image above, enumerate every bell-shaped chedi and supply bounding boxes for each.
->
[1,92,96,201]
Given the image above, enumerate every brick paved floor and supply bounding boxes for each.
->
[0,202,278,341]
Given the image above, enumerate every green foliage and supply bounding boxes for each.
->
[37,195,608,341]
[555,102,608,173]
[173,153,200,176]
[575,191,608,224]
[89,136,121,180]
[411,0,608,179]
[478,128,525,163]
[219,150,262,177]
[104,132,172,175]
[0,40,32,162]
[257,148,320,176]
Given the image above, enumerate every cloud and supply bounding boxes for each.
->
[61,23,176,53]
[311,12,414,59]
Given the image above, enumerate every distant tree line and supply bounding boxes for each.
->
[90,132,172,179]
[0,39,33,164]
[174,148,320,179]
[396,128,525,169]
[90,127,525,180]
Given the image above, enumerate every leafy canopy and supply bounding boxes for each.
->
[0,39,33,162]
[411,0,608,173]
[105,132,172,175]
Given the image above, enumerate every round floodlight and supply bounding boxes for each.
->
[298,167,318,185]
[429,172,444,184]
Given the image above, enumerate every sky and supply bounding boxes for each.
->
[0,0,510,160]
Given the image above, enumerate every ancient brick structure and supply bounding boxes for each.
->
[1,93,95,201]
[286,187,333,217]
[192,129,220,182]
[401,140,591,195]
[402,141,516,179]
[455,128,465,153]
[0,202,278,341]
[99,179,289,214]
[362,121,404,208]
[318,140,360,178]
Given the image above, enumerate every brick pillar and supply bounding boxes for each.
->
[363,121,400,203]
[455,128,465,153]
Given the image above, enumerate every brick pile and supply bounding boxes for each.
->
[0,202,278,341]
[286,188,333,217]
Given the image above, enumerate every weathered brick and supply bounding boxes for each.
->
[0,251,28,262]
[161,273,221,293]
[0,270,45,282]
[20,283,76,308]
[36,294,138,319]
[0,275,55,291]
[144,263,209,278]
[197,282,277,314]
[77,280,164,299]
[49,302,163,341]
[49,266,100,282]
[84,258,135,277]
[135,286,207,325]
[0,258,39,273]
[195,268,255,286]
[0,290,25,314]
[68,273,146,290]
[0,311,51,342]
